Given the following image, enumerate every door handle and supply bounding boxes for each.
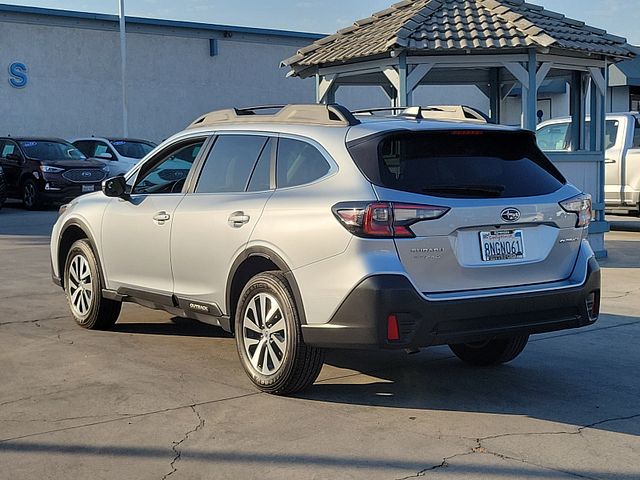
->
[228,211,250,228]
[153,211,171,225]
[605,158,616,164]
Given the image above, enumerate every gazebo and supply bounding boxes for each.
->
[282,0,635,257]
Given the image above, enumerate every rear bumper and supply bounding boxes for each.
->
[301,257,601,349]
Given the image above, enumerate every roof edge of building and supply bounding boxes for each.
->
[0,3,325,40]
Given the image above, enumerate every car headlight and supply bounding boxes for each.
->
[40,165,65,174]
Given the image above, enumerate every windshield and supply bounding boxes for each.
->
[19,141,86,161]
[348,130,566,199]
[110,140,155,159]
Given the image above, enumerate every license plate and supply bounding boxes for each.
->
[480,230,525,262]
[82,185,95,193]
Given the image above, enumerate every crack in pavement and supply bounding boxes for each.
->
[0,315,67,327]
[161,405,205,480]
[0,392,258,444]
[394,413,640,480]
[602,286,640,300]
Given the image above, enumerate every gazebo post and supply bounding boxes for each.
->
[524,49,538,130]
[489,67,501,123]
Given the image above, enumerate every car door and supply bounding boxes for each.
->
[171,134,274,316]
[603,119,623,206]
[101,137,208,296]
[0,140,24,195]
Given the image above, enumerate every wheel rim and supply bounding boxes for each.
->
[68,254,93,318]
[23,183,35,207]
[242,292,287,376]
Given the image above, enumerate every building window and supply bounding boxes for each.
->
[631,87,640,112]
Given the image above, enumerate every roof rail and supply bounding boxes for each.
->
[353,105,491,124]
[187,103,360,129]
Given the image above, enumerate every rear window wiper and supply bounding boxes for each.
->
[422,184,505,197]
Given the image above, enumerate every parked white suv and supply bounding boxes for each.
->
[51,104,601,395]
[537,112,640,214]
[72,137,156,177]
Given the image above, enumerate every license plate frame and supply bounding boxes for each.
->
[82,184,95,193]
[479,230,525,262]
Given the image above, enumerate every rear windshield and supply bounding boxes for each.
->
[348,130,565,198]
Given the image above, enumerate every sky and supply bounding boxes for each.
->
[2,0,639,44]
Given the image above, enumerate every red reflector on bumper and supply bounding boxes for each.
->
[387,314,400,341]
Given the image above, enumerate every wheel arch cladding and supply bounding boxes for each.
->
[58,220,103,289]
[226,247,307,330]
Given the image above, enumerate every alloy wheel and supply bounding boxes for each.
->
[242,292,287,375]
[67,254,93,317]
[23,183,36,208]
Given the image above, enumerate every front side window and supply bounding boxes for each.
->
[73,141,95,157]
[133,140,204,195]
[633,120,640,149]
[276,138,331,188]
[111,140,155,159]
[94,142,113,157]
[196,135,269,194]
[1,142,16,158]
[19,140,86,161]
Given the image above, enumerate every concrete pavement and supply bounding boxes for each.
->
[0,204,638,479]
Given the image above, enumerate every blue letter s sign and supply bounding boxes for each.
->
[9,62,28,88]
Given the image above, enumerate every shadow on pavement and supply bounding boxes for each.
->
[600,240,640,268]
[112,317,232,339]
[0,442,637,478]
[296,313,640,437]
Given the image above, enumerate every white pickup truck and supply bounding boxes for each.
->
[537,112,640,215]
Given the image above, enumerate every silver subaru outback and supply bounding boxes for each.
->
[51,104,601,395]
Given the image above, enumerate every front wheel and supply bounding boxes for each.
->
[235,272,324,395]
[449,335,529,366]
[64,239,121,330]
[22,179,42,210]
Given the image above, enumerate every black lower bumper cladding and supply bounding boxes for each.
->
[302,257,601,350]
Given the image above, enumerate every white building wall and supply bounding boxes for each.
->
[0,16,315,142]
[609,86,631,112]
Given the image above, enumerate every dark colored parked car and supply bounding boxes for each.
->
[0,166,7,210]
[0,137,109,209]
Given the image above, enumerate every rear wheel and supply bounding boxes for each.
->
[22,179,42,210]
[235,272,324,395]
[64,239,121,330]
[449,335,529,366]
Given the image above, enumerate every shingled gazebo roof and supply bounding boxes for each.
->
[283,0,634,77]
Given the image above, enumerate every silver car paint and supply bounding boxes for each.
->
[52,117,593,328]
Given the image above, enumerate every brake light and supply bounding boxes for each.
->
[560,193,592,228]
[333,202,450,238]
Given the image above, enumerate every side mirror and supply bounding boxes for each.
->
[96,152,114,160]
[6,153,22,163]
[102,175,129,199]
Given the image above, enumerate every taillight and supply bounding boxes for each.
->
[333,202,450,238]
[560,193,592,228]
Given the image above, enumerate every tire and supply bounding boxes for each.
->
[235,272,324,395]
[449,335,529,367]
[22,179,42,210]
[64,239,121,330]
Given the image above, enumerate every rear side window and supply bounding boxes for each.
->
[537,123,570,151]
[196,135,269,194]
[633,121,640,149]
[276,138,331,188]
[348,130,565,199]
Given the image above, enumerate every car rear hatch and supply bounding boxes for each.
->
[346,128,589,294]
